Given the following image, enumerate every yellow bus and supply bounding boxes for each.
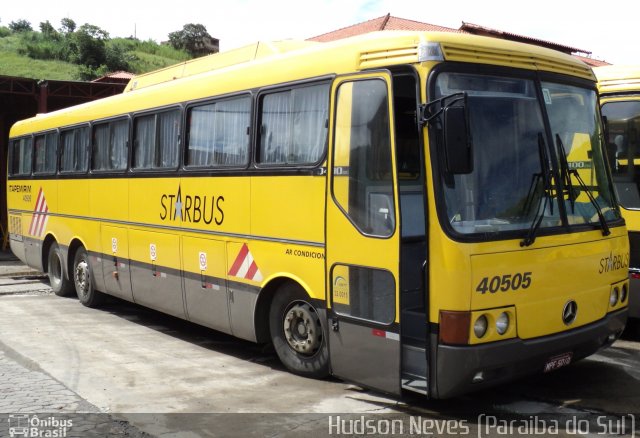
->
[596,65,640,322]
[7,31,629,398]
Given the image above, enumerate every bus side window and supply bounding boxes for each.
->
[34,132,58,175]
[186,96,251,168]
[258,83,329,166]
[332,79,395,237]
[93,120,129,172]
[10,137,33,176]
[60,127,89,173]
[133,109,180,170]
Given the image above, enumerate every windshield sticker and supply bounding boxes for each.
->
[542,88,552,105]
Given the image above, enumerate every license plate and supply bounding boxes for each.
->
[543,352,573,372]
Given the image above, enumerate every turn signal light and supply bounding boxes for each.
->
[439,311,470,345]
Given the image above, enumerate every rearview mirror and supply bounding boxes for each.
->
[443,106,473,174]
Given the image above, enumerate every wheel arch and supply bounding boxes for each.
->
[41,233,58,274]
[254,275,318,344]
[66,237,88,283]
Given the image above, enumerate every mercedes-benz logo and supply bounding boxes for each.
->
[562,300,578,325]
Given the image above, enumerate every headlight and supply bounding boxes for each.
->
[621,284,628,303]
[474,315,488,338]
[496,312,510,335]
[610,287,619,307]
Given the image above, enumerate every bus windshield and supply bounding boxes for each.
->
[433,72,619,237]
[601,100,640,209]
[543,82,618,226]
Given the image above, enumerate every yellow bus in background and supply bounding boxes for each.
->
[7,31,629,398]
[596,65,640,321]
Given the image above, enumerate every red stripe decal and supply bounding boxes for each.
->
[228,244,249,276]
[29,216,36,236]
[372,329,385,338]
[246,261,258,280]
[34,188,44,210]
[37,206,48,236]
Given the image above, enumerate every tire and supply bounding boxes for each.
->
[269,283,329,378]
[47,243,74,297]
[73,247,104,307]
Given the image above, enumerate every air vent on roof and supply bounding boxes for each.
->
[440,42,595,81]
[359,45,419,69]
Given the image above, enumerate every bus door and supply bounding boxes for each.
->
[326,72,402,395]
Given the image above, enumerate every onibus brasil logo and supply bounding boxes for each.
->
[8,414,72,437]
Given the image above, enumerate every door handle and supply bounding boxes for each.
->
[331,318,339,332]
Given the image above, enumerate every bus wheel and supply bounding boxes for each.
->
[47,243,74,297]
[269,283,329,378]
[73,247,104,308]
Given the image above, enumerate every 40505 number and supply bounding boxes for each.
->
[476,272,532,294]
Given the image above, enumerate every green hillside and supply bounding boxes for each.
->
[0,27,192,81]
[0,36,79,79]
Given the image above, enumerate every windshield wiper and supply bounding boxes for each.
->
[521,133,553,247]
[555,134,576,214]
[555,135,611,236]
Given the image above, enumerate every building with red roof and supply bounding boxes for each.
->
[308,14,609,67]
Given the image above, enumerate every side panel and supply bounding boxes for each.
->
[100,225,133,301]
[90,179,129,223]
[183,236,231,333]
[250,176,325,245]
[226,241,261,341]
[8,212,26,263]
[129,229,184,318]
[19,182,58,270]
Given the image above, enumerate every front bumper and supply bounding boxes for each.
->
[434,308,627,399]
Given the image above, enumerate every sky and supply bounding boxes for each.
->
[2,0,638,65]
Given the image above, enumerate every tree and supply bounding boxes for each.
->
[72,23,109,68]
[168,23,215,57]
[105,42,134,72]
[39,20,57,38]
[60,17,76,34]
[9,19,32,33]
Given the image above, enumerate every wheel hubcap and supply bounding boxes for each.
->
[75,259,90,298]
[283,302,322,356]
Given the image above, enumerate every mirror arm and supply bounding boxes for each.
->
[419,92,467,127]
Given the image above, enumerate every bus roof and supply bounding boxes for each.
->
[124,40,319,92]
[10,30,594,138]
[594,65,640,95]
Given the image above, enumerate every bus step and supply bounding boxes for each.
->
[401,372,428,395]
[402,344,427,378]
[401,308,427,343]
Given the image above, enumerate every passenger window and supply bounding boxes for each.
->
[332,79,395,237]
[11,137,33,176]
[60,127,89,173]
[93,119,129,171]
[186,96,250,167]
[34,132,58,174]
[133,109,181,169]
[258,83,329,165]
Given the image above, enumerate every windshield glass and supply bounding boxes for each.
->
[543,82,620,224]
[434,72,561,235]
[601,100,640,209]
[433,72,620,237]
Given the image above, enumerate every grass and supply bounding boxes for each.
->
[0,34,192,80]
[110,38,190,74]
[0,36,79,80]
